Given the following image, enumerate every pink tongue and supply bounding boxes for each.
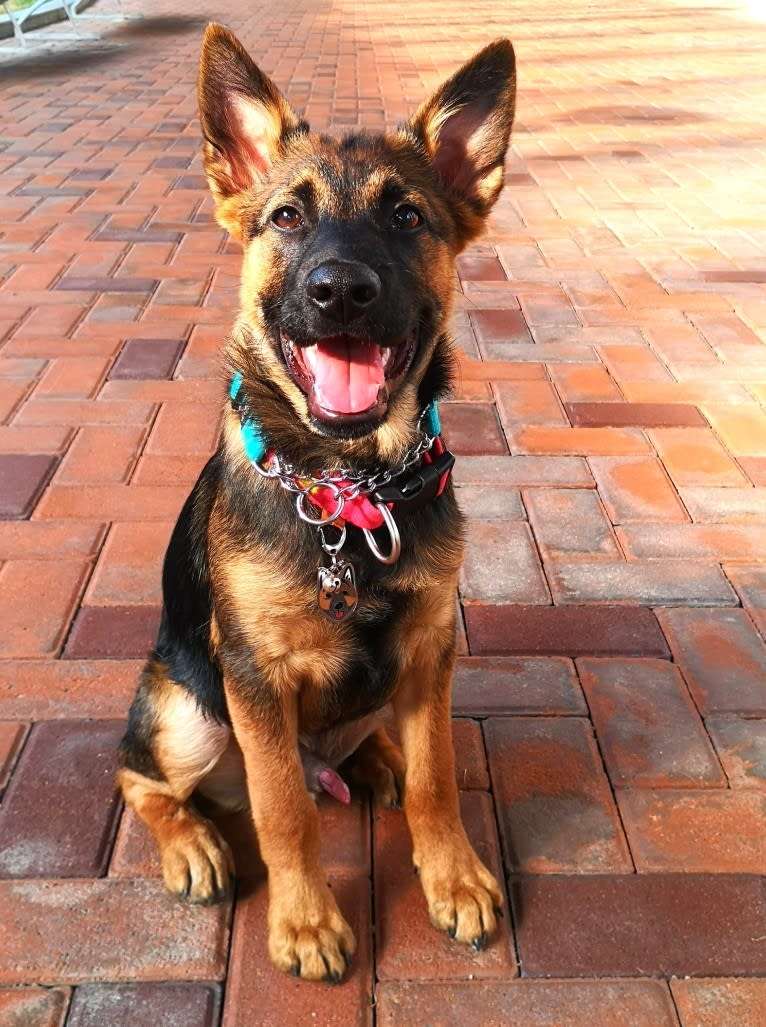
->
[309,337,384,414]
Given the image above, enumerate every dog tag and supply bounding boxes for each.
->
[317,559,358,622]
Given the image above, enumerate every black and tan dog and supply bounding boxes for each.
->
[118,24,515,982]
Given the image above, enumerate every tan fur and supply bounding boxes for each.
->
[212,551,353,700]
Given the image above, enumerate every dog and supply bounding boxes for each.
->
[118,23,516,983]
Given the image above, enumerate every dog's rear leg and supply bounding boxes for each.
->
[347,727,405,808]
[118,664,235,903]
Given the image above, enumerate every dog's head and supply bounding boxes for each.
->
[199,25,515,452]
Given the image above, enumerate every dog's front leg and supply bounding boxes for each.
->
[224,682,355,981]
[393,594,503,950]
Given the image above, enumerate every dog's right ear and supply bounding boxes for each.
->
[198,24,305,237]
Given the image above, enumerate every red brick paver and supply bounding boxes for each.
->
[2,0,766,1020]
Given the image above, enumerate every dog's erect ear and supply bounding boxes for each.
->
[408,40,515,230]
[198,24,304,232]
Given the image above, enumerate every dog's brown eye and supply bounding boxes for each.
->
[271,206,304,231]
[391,205,423,230]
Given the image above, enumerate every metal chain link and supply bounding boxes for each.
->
[247,414,437,527]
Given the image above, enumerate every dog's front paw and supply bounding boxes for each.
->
[417,846,503,951]
[159,810,234,904]
[268,883,356,982]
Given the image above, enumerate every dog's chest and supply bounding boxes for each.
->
[215,548,405,724]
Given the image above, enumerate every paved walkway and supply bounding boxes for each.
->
[1,0,765,1023]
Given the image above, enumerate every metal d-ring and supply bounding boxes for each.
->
[296,482,345,526]
[363,502,401,565]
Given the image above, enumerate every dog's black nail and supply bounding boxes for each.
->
[448,924,457,939]
[343,950,353,969]
[321,954,342,985]
[471,930,489,951]
[290,962,301,978]
[495,905,504,919]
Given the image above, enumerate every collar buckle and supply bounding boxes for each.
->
[373,446,455,514]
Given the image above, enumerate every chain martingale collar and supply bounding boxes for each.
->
[229,373,455,620]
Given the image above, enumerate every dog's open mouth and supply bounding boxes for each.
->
[282,333,416,424]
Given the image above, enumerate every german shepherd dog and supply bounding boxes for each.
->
[118,24,515,982]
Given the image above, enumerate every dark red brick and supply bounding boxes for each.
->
[55,277,159,293]
[452,656,586,715]
[0,453,58,518]
[67,984,220,1027]
[465,605,670,658]
[440,402,508,455]
[108,338,185,380]
[150,157,192,170]
[456,254,507,282]
[173,175,208,190]
[377,980,678,1027]
[469,308,532,343]
[566,402,707,427]
[96,227,185,242]
[512,874,766,977]
[63,605,160,660]
[0,720,123,878]
[17,185,90,198]
[69,168,111,181]
[484,717,631,872]
[374,793,515,980]
[0,879,230,985]
[222,876,372,1026]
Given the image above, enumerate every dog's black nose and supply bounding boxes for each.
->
[306,260,381,324]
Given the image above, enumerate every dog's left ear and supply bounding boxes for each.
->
[198,23,305,237]
[408,40,516,237]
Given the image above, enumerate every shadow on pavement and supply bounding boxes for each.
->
[0,14,208,82]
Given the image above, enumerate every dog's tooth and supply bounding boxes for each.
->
[303,344,318,370]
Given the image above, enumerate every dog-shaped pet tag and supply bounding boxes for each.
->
[317,560,358,621]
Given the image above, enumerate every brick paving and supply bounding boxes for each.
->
[1,0,765,1022]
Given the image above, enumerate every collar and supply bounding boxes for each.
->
[229,372,442,463]
[229,372,454,534]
